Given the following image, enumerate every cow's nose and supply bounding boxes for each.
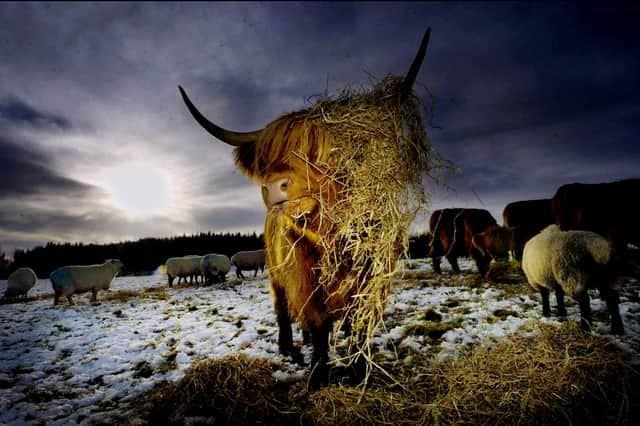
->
[262,177,290,208]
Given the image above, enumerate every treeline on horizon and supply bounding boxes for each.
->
[0,231,430,280]
[0,231,265,279]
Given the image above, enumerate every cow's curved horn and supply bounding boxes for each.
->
[400,28,431,101]
[179,86,261,146]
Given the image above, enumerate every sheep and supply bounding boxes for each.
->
[166,255,202,287]
[230,249,266,279]
[200,253,231,284]
[3,267,38,301]
[522,224,623,334]
[50,259,124,306]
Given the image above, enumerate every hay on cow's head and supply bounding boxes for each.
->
[252,74,447,384]
[303,76,442,377]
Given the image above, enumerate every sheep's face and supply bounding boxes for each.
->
[107,259,124,274]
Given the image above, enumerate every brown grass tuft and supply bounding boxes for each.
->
[136,354,302,425]
[133,323,638,425]
[307,322,636,426]
[103,286,170,303]
[486,259,527,284]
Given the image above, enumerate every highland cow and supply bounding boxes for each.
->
[180,29,433,388]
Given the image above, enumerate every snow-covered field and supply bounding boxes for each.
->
[1,259,639,425]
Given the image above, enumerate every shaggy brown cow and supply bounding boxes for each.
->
[180,30,432,388]
[552,179,640,258]
[503,198,554,260]
[428,208,497,276]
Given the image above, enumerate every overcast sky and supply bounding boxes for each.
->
[1,2,639,257]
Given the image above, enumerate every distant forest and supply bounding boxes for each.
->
[1,232,429,279]
[0,232,265,279]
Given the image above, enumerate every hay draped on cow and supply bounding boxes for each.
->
[180,29,441,387]
[244,76,436,368]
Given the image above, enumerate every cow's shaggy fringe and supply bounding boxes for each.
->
[134,323,638,425]
[304,76,441,380]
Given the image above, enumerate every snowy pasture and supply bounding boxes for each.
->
[1,259,639,425]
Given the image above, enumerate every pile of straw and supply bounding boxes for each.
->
[137,354,297,425]
[305,322,636,425]
[135,323,638,425]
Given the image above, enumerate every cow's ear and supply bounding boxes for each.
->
[233,142,258,179]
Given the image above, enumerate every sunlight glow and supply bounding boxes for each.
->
[102,162,172,216]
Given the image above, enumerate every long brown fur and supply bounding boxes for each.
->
[224,77,433,388]
[233,111,333,181]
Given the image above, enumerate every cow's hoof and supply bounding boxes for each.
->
[308,364,329,391]
[282,347,304,366]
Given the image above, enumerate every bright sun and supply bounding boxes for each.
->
[102,162,172,216]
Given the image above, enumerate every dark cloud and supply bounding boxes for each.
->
[0,208,93,235]
[1,2,639,255]
[192,205,266,234]
[0,97,71,129]
[0,136,96,199]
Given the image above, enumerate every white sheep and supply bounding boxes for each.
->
[522,224,623,334]
[50,259,124,305]
[230,249,266,279]
[200,253,231,284]
[166,255,202,287]
[3,267,38,301]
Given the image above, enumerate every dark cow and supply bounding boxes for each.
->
[552,179,640,260]
[428,208,497,276]
[503,199,554,261]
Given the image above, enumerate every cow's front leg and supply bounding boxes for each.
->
[447,255,461,273]
[308,318,332,390]
[432,256,442,273]
[336,315,367,386]
[272,284,303,365]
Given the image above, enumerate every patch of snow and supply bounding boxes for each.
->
[0,258,638,424]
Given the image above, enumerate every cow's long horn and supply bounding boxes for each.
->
[400,28,431,101]
[179,86,261,146]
